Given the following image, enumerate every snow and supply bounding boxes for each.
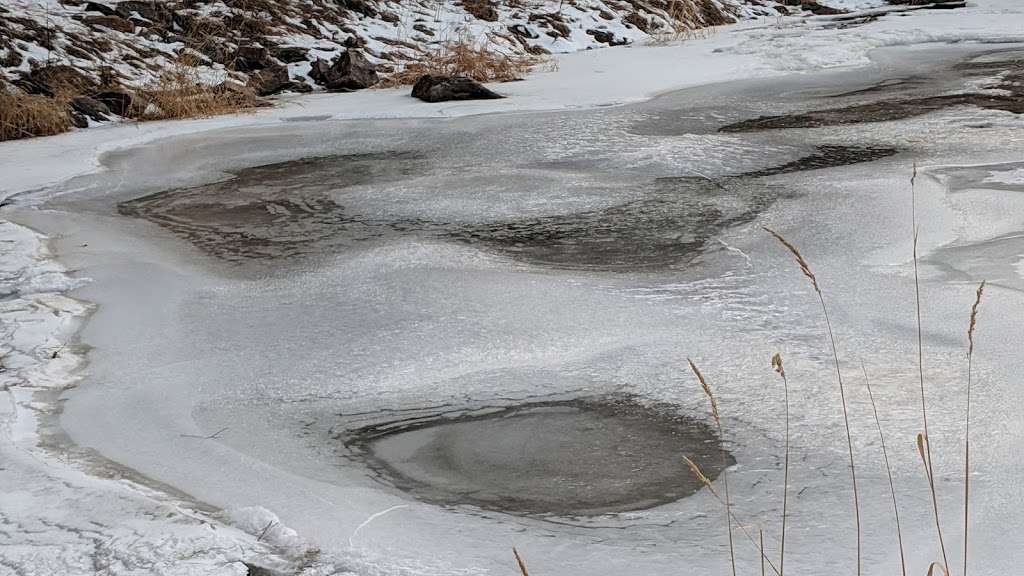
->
[1,0,1024,574]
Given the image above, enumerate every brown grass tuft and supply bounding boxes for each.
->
[0,90,72,141]
[140,72,260,121]
[382,36,546,87]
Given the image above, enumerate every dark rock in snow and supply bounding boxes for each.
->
[309,49,378,91]
[233,45,271,72]
[509,23,538,39]
[270,46,309,64]
[411,75,503,103]
[587,29,627,46]
[83,14,134,33]
[114,0,165,21]
[18,65,97,96]
[84,1,117,16]
[70,96,111,122]
[92,89,138,117]
[248,64,291,96]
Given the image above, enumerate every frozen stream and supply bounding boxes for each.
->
[10,43,1024,575]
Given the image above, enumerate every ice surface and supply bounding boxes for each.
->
[3,2,1024,575]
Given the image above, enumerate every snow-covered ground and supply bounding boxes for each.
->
[2,1,1024,575]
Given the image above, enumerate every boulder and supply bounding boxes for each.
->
[84,1,117,16]
[587,29,627,46]
[270,46,309,64]
[92,89,138,117]
[411,75,503,103]
[18,65,97,96]
[233,45,270,72]
[70,96,111,122]
[114,1,164,21]
[308,49,378,91]
[83,14,134,33]
[248,64,291,96]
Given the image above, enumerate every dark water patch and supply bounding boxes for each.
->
[342,397,732,517]
[742,145,897,177]
[448,178,782,271]
[721,56,1024,133]
[719,93,1024,132]
[449,146,892,270]
[118,151,428,261]
[823,77,928,99]
[119,145,894,271]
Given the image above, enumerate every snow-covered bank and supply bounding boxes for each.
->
[1,2,1024,575]
[2,0,1022,198]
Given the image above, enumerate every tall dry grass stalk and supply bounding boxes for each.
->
[512,547,529,576]
[771,353,790,576]
[910,163,950,574]
[963,280,985,576]
[682,455,781,576]
[862,362,906,576]
[688,358,736,576]
[763,227,861,576]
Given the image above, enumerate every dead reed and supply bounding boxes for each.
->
[862,362,906,576]
[910,163,950,574]
[688,358,736,576]
[963,280,985,576]
[771,353,790,576]
[513,547,529,576]
[763,226,861,576]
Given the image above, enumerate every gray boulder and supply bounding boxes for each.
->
[309,49,378,91]
[411,75,503,103]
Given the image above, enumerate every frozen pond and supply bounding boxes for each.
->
[11,42,1024,575]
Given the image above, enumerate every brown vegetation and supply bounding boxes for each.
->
[382,37,547,86]
[0,90,72,142]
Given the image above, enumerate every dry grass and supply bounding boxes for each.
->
[381,36,547,87]
[764,226,862,576]
[512,547,529,576]
[688,358,736,576]
[862,362,907,576]
[139,71,260,121]
[0,90,72,142]
[963,280,985,576]
[771,353,790,576]
[910,163,951,575]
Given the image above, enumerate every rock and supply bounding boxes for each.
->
[623,12,650,32]
[461,0,498,22]
[248,64,291,96]
[269,46,309,64]
[509,23,538,39]
[587,29,627,46]
[84,1,117,16]
[83,14,134,33]
[308,49,378,91]
[70,96,111,122]
[233,45,270,72]
[92,89,138,117]
[18,65,97,97]
[411,75,503,103]
[114,1,164,22]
